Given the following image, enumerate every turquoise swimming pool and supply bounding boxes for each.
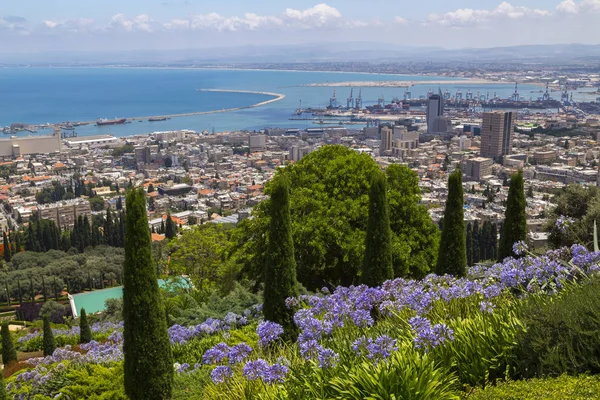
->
[69,278,192,316]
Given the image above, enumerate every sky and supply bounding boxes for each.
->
[1,0,599,54]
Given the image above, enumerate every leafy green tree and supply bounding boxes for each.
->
[168,225,234,294]
[361,171,393,287]
[1,322,17,365]
[546,185,600,249]
[89,196,105,212]
[79,308,92,344]
[43,315,56,356]
[436,169,466,276]
[165,215,177,240]
[386,164,439,278]
[123,188,173,399]
[262,176,299,338]
[498,170,527,260]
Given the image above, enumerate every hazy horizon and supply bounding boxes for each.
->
[1,1,600,55]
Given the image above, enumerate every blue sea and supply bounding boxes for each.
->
[0,68,540,137]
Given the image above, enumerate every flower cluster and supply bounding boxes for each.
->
[241,359,289,384]
[408,316,454,350]
[352,335,397,363]
[202,342,253,366]
[298,339,339,369]
[257,321,284,347]
[555,215,575,233]
[17,321,124,344]
[168,306,261,345]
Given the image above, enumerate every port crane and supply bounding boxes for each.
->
[329,89,337,108]
[355,89,363,110]
[346,88,354,109]
[377,94,385,108]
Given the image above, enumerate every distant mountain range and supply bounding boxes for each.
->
[3,43,600,65]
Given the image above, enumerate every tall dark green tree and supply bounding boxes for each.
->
[79,308,92,344]
[466,223,473,267]
[43,315,56,357]
[498,170,527,260]
[165,215,177,240]
[1,322,17,366]
[491,223,498,260]
[436,169,467,276]
[472,221,481,264]
[123,188,173,400]
[481,221,492,261]
[361,171,393,287]
[262,176,299,338]
[3,233,11,262]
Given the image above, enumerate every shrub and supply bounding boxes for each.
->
[327,344,459,400]
[517,278,600,377]
[1,323,17,366]
[466,375,600,400]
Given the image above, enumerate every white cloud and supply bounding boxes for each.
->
[557,0,579,13]
[557,0,600,13]
[394,16,408,25]
[427,2,551,27]
[108,14,158,32]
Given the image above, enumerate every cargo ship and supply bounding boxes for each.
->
[149,117,168,122]
[96,117,126,126]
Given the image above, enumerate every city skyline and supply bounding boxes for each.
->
[1,1,600,53]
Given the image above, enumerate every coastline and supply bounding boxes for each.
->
[71,89,285,126]
[302,79,507,88]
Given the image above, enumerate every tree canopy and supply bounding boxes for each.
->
[230,145,439,290]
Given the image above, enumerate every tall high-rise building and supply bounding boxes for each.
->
[426,90,444,134]
[480,111,514,159]
[380,126,393,154]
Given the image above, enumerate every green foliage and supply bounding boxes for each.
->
[165,215,177,240]
[43,315,56,357]
[123,188,173,399]
[79,308,92,344]
[1,322,17,366]
[232,145,438,291]
[546,184,600,249]
[112,143,134,157]
[517,279,600,378]
[168,224,235,294]
[170,282,261,327]
[466,375,600,400]
[89,196,105,212]
[0,368,5,400]
[172,369,212,400]
[263,175,298,338]
[498,171,527,260]
[386,164,440,278]
[361,170,393,287]
[328,344,459,400]
[436,169,466,276]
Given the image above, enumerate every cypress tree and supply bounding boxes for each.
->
[3,233,10,262]
[491,223,498,261]
[165,215,176,240]
[361,171,394,287]
[0,367,6,400]
[466,223,473,267]
[436,169,467,276]
[472,221,481,264]
[263,175,299,338]
[42,315,56,357]
[498,170,527,260]
[123,188,173,399]
[4,282,10,307]
[1,322,17,366]
[481,221,492,261]
[79,308,92,344]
